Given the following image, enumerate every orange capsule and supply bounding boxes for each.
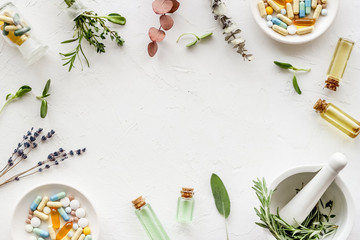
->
[50,208,60,229]
[274,0,286,7]
[293,18,316,26]
[56,222,73,240]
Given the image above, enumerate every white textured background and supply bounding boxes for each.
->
[0,0,359,239]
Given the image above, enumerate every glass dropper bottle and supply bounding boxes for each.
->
[313,99,360,138]
[132,196,170,240]
[176,188,195,223]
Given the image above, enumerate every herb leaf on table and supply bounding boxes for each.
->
[37,79,51,118]
[0,85,32,115]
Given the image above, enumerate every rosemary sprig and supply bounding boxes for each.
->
[60,4,126,71]
[253,178,338,240]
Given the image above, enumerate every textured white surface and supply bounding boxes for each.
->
[0,0,359,239]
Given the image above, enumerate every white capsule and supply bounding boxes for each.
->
[37,196,49,212]
[30,217,41,228]
[70,200,80,210]
[65,207,72,214]
[25,224,33,233]
[43,206,51,215]
[33,210,48,221]
[60,197,70,207]
[321,9,327,15]
[287,25,297,35]
[47,201,63,208]
[78,218,88,228]
[79,234,86,240]
[267,21,274,28]
[72,227,83,240]
[76,208,86,218]
[266,15,273,21]
[281,9,287,15]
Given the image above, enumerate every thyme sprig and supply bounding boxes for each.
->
[60,5,126,71]
[253,178,338,240]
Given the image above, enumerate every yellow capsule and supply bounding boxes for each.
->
[50,208,60,229]
[296,26,314,35]
[56,222,73,240]
[272,25,288,36]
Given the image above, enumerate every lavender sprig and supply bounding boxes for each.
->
[211,0,253,61]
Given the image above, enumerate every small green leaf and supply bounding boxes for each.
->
[6,93,12,100]
[210,173,231,219]
[42,79,51,97]
[106,13,126,25]
[40,99,48,118]
[292,74,302,95]
[199,32,213,39]
[15,85,32,98]
[61,38,78,44]
[186,40,198,47]
[274,61,293,70]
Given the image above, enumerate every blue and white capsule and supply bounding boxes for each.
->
[30,196,42,211]
[33,228,49,238]
[305,0,311,14]
[58,207,70,221]
[272,18,288,29]
[299,2,305,18]
[50,192,66,201]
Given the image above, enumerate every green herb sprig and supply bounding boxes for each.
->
[176,32,213,47]
[211,173,231,240]
[36,79,51,118]
[253,178,338,240]
[61,1,126,71]
[274,61,311,95]
[0,85,32,115]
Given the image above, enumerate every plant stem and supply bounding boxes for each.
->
[293,68,311,72]
[176,33,200,42]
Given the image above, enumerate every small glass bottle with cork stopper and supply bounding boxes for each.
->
[313,99,360,138]
[132,196,170,240]
[325,38,354,91]
[176,188,195,223]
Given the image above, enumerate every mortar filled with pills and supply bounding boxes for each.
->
[11,183,99,240]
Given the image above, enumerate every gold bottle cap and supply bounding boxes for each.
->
[325,77,340,91]
[313,99,328,113]
[181,188,194,198]
[132,196,146,209]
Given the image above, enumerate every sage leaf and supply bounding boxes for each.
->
[40,99,48,118]
[292,74,302,95]
[274,61,293,70]
[210,173,231,219]
[106,13,126,25]
[42,79,51,97]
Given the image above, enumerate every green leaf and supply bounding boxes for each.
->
[6,93,12,100]
[42,79,51,97]
[106,13,126,25]
[292,74,302,95]
[186,40,198,47]
[210,173,231,219]
[61,38,78,44]
[199,32,213,39]
[274,61,293,70]
[15,85,32,98]
[40,99,48,118]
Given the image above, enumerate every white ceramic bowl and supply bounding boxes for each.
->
[266,165,354,240]
[11,183,99,240]
[249,0,340,44]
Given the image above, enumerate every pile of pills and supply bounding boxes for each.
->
[0,5,31,46]
[25,192,93,240]
[257,0,328,36]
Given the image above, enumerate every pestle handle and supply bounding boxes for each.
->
[279,152,347,226]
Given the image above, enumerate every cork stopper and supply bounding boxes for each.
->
[132,196,146,209]
[181,188,194,198]
[325,77,339,91]
[313,99,328,113]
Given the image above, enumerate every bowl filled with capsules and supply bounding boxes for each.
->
[250,0,339,44]
[11,183,99,240]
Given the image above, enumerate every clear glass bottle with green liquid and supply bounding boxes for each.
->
[176,187,195,223]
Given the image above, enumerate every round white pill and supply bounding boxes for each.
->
[25,224,33,233]
[43,206,51,215]
[266,15,272,21]
[321,9,327,16]
[70,200,80,210]
[30,217,41,228]
[60,197,70,207]
[29,236,37,240]
[65,207,72,213]
[287,25,297,35]
[281,9,286,15]
[73,223,79,230]
[68,231,74,237]
[267,21,273,28]
[78,218,89,228]
[76,208,86,218]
